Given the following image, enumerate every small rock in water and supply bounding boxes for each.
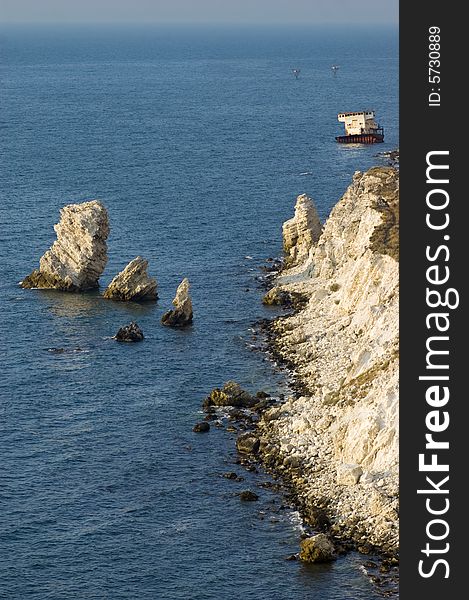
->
[203,381,256,409]
[114,322,144,342]
[161,278,193,327]
[239,490,259,502]
[193,422,210,433]
[285,554,298,561]
[299,534,336,563]
[222,472,239,480]
[104,256,157,301]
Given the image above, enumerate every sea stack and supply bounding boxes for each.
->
[104,257,158,301]
[282,194,322,267]
[161,278,193,327]
[21,200,109,291]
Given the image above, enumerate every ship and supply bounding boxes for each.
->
[335,111,384,144]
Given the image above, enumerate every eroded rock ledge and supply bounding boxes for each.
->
[21,200,109,291]
[260,166,399,555]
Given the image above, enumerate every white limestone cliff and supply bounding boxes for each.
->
[261,166,399,553]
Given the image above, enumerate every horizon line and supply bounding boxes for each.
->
[0,19,399,27]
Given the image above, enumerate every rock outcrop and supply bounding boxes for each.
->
[260,167,399,554]
[161,278,193,327]
[104,257,157,301]
[114,322,144,342]
[282,193,322,267]
[21,200,109,291]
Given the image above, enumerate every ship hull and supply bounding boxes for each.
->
[335,133,384,144]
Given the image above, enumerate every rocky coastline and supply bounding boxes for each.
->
[203,166,399,575]
[257,165,399,558]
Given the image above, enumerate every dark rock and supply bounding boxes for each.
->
[299,534,336,563]
[285,554,298,561]
[239,490,259,502]
[236,432,260,455]
[114,321,144,342]
[304,507,330,530]
[255,390,270,399]
[262,287,309,309]
[203,381,257,409]
[193,422,210,433]
[222,472,240,480]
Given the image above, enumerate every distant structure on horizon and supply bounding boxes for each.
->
[292,68,301,79]
[335,111,384,144]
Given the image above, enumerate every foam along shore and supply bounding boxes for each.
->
[260,166,399,554]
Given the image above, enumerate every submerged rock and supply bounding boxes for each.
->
[114,321,144,342]
[239,490,259,502]
[193,422,210,433]
[282,194,322,267]
[104,256,157,301]
[299,534,336,563]
[161,278,193,327]
[203,381,257,409]
[21,200,109,291]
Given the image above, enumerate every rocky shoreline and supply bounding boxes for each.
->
[201,166,399,584]
[258,165,399,555]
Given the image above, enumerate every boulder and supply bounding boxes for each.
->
[239,490,259,502]
[161,278,193,327]
[21,200,109,291]
[103,256,157,301]
[236,432,260,454]
[262,287,292,306]
[193,422,210,433]
[282,194,322,266]
[299,534,336,563]
[336,463,363,485]
[203,381,257,409]
[114,321,144,342]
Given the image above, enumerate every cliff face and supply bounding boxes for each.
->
[261,167,399,553]
[21,200,109,291]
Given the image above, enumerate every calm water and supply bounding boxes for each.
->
[0,24,398,599]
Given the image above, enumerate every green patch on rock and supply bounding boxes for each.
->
[369,167,399,262]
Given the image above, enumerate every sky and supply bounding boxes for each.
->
[0,0,398,25]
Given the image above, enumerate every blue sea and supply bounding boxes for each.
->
[0,24,398,599]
